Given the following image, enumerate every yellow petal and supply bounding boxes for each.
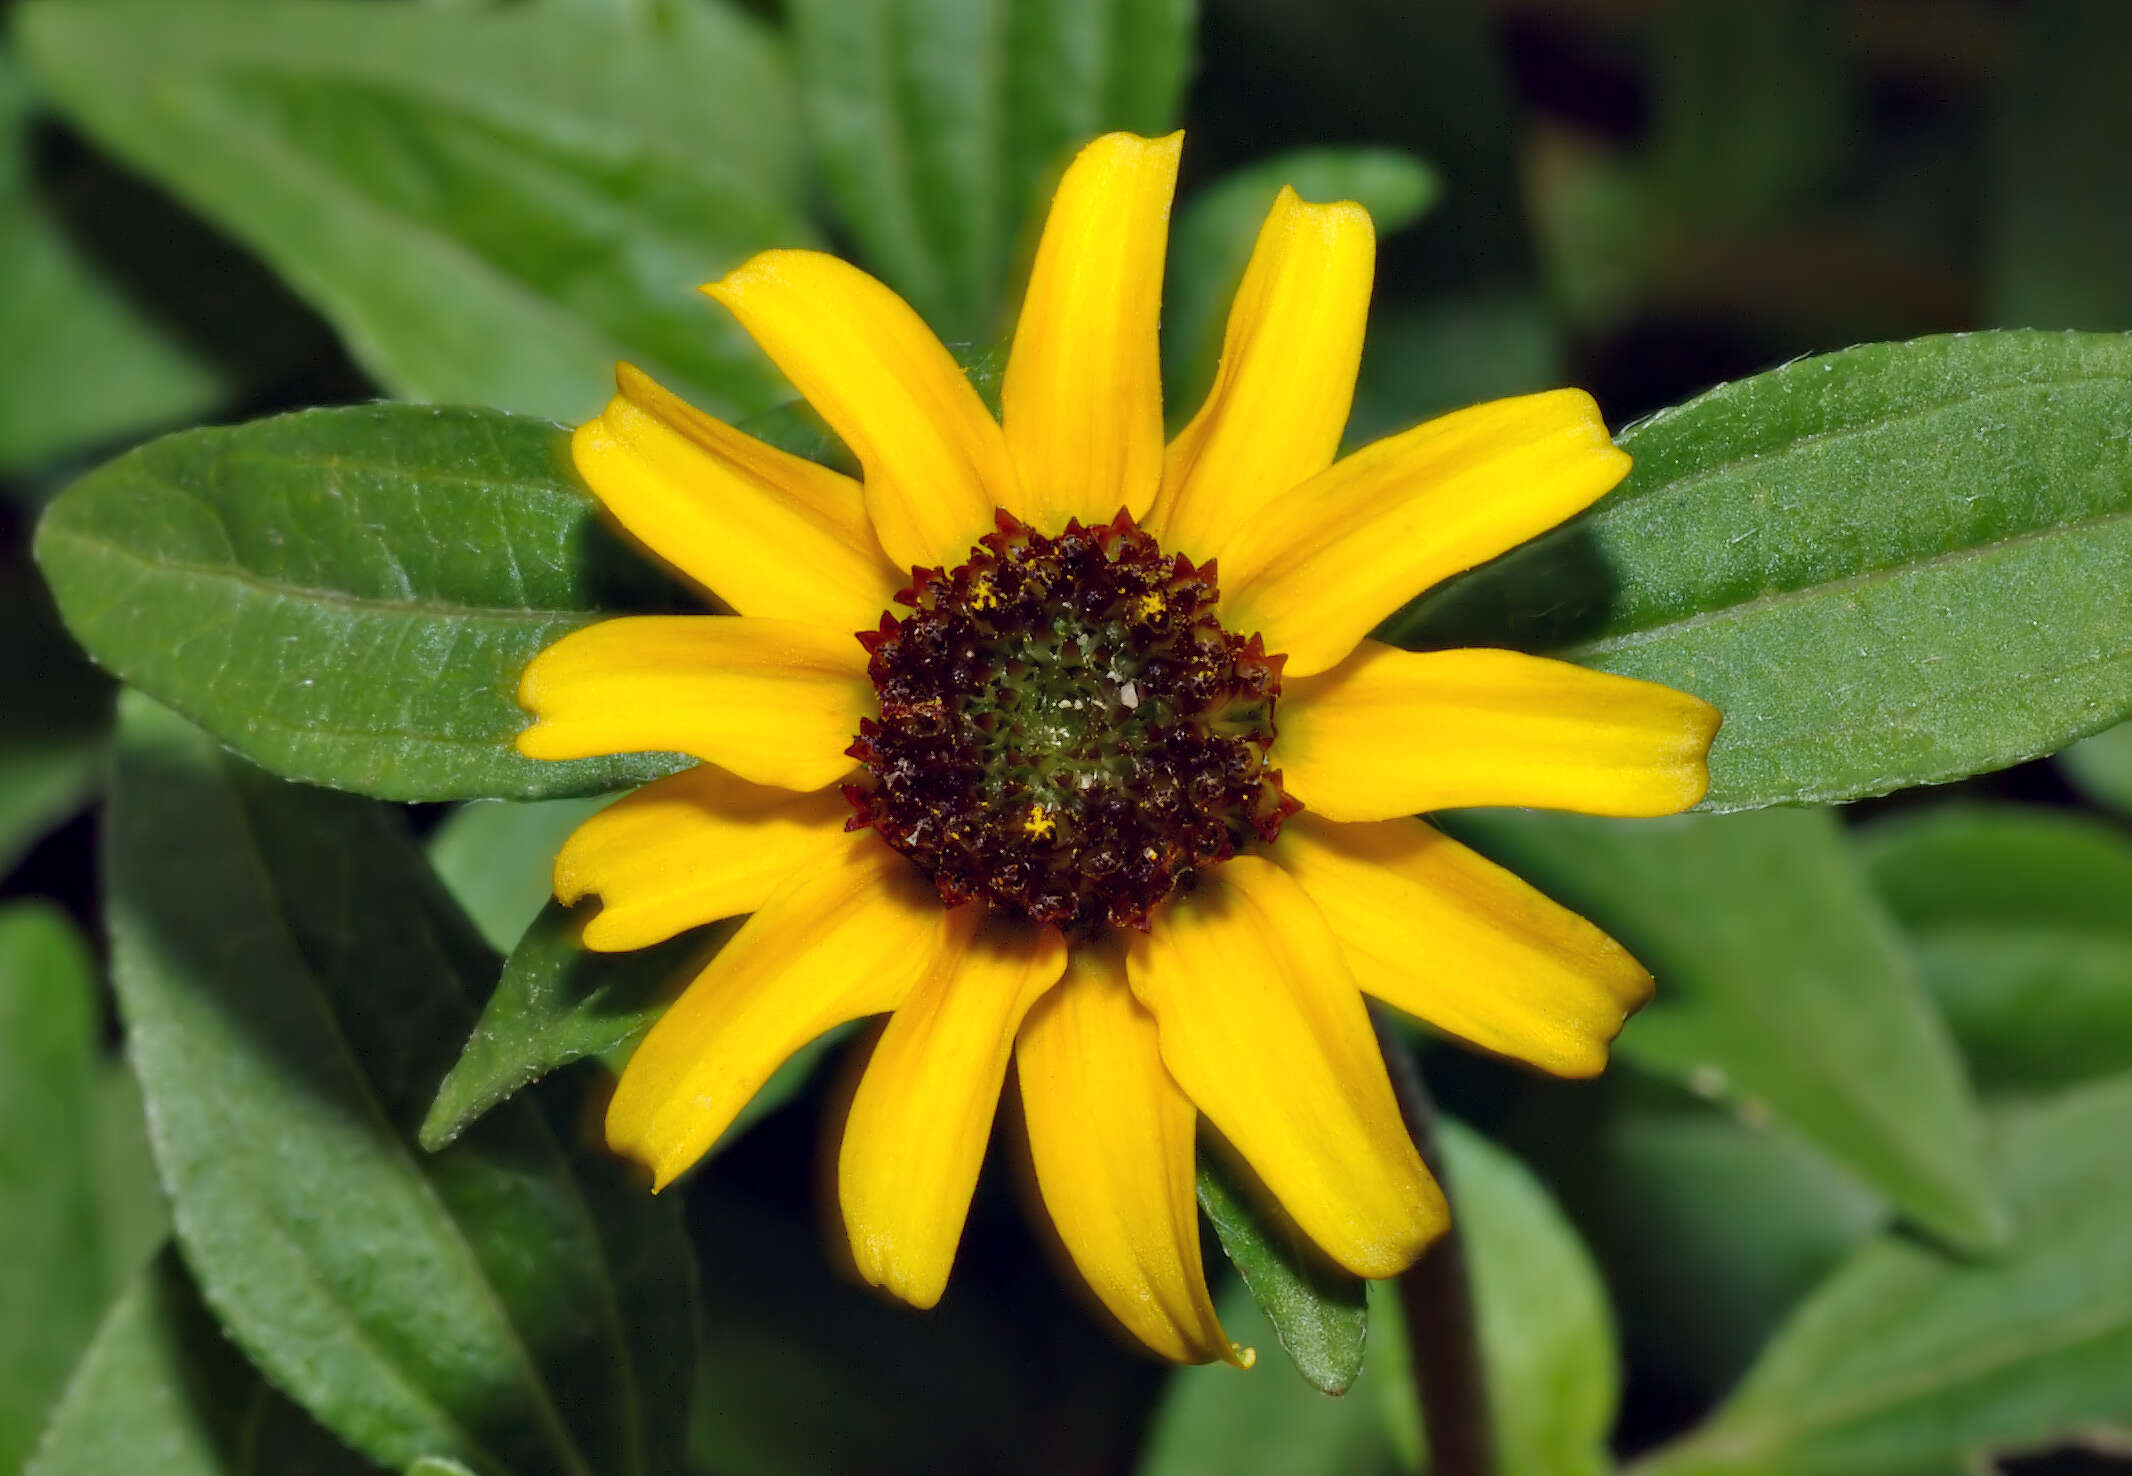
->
[1280,642,1720,822]
[571,364,900,630]
[1221,391,1631,677]
[1151,187,1374,560]
[1016,939,1238,1365]
[1002,132,1181,532]
[840,917,1068,1309]
[553,766,852,952]
[1125,856,1444,1278]
[705,250,1017,571]
[516,615,871,793]
[605,830,941,1189]
[1275,814,1652,1077]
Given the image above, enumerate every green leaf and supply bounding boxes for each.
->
[2060,720,2132,816]
[28,1247,380,1476]
[1393,331,2132,810]
[1153,1122,1616,1476]
[423,900,841,1158]
[1855,803,2132,1093]
[107,693,696,1476]
[1137,1278,1398,1476]
[1370,1122,1619,1476]
[1450,807,2007,1254]
[0,50,228,473]
[0,572,111,877]
[420,900,703,1151]
[791,0,1194,343]
[1636,1073,2132,1476]
[37,404,691,802]
[429,797,609,951]
[1990,0,2132,331]
[89,1062,170,1297]
[0,903,106,1475]
[1573,1098,1884,1399]
[17,0,807,424]
[1163,147,1440,413]
[1441,1121,1617,1476]
[1196,1141,1367,1396]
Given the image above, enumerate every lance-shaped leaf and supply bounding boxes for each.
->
[1195,1141,1367,1396]
[1450,807,2006,1255]
[0,905,107,1474]
[1393,331,2132,810]
[106,694,695,1476]
[790,0,1194,343]
[420,901,701,1152]
[1635,1073,2132,1476]
[37,405,691,802]
[28,1248,379,1476]
[1149,1123,1616,1476]
[17,0,807,424]
[1856,803,2132,1092]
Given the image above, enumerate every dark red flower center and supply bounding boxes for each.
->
[844,509,1299,933]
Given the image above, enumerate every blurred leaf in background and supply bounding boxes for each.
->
[792,0,1195,347]
[1635,1074,2132,1476]
[17,0,809,425]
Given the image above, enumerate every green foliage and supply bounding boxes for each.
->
[106,693,695,1476]
[1398,331,2132,810]
[1566,1098,1884,1399]
[1138,1277,1398,1476]
[1195,1143,1368,1396]
[419,900,704,1151]
[1856,804,2132,1093]
[0,52,229,474]
[1454,808,2005,1254]
[16,0,807,425]
[36,404,689,803]
[28,1248,378,1476]
[1636,1073,2132,1476]
[790,0,1194,344]
[429,797,610,951]
[14,4,2132,1471]
[1148,1123,1616,1476]
[0,904,107,1475]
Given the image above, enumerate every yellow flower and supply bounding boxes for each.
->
[516,131,1719,1365]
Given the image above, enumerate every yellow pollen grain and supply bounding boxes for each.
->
[968,571,1000,612]
[1022,804,1057,840]
[1132,590,1167,623]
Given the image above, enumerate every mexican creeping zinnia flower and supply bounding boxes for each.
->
[516,131,1720,1364]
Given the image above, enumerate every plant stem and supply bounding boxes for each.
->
[1374,1012,1495,1476]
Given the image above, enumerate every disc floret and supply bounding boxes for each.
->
[846,510,1299,932]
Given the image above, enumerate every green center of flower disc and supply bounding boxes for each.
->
[845,510,1300,932]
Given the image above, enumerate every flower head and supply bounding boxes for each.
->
[517,131,1719,1364]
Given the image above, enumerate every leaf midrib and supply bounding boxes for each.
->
[45,520,597,624]
[1560,500,2132,661]
[208,778,609,1476]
